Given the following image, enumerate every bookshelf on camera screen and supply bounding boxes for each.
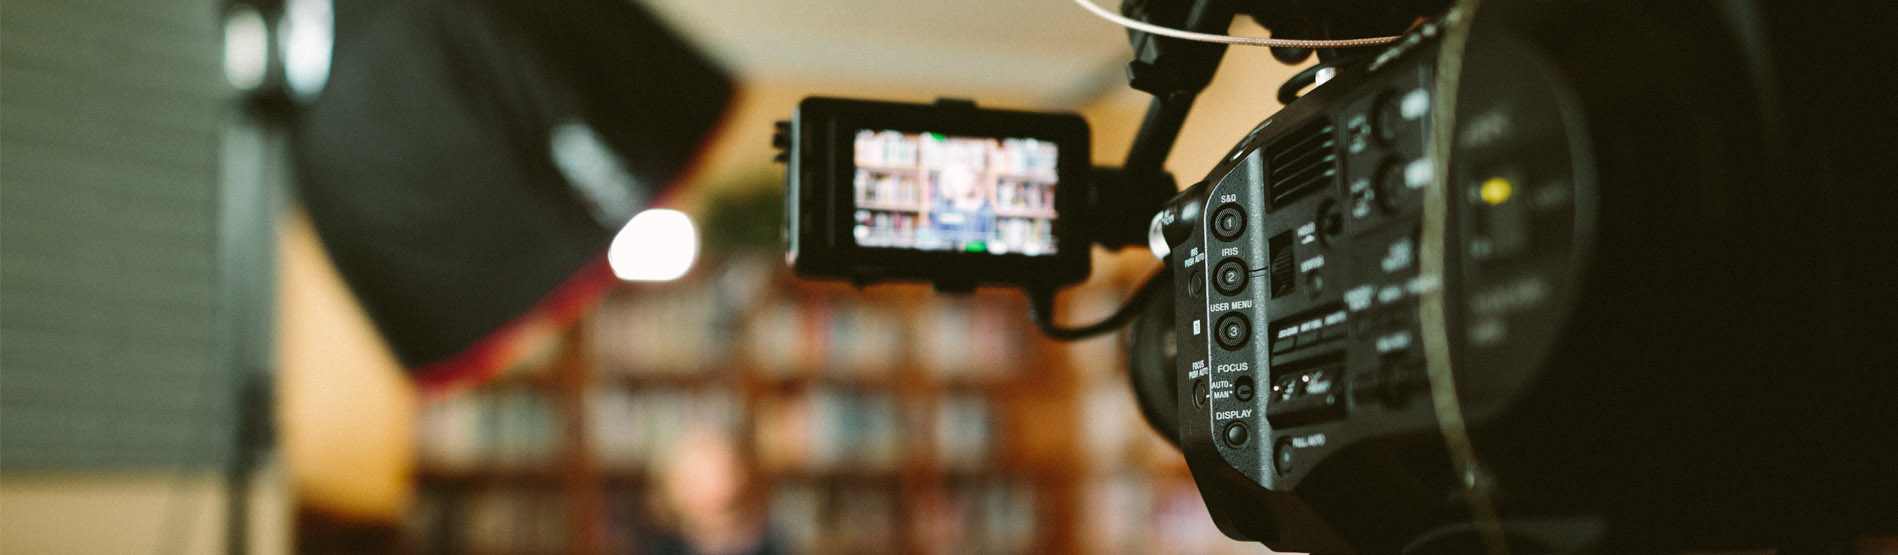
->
[850,129,1060,256]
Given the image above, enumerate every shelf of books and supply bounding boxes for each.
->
[408,330,585,555]
[404,252,1272,554]
[401,261,1077,554]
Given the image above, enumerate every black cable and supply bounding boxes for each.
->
[1028,265,1171,341]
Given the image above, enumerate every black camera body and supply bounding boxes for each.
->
[1147,3,1895,553]
[777,0,1896,551]
[1156,19,1588,552]
[781,97,1092,290]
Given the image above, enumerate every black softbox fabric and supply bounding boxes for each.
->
[291,0,731,386]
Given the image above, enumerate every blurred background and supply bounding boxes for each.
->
[0,0,1311,553]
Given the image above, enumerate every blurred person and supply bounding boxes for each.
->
[645,426,778,555]
[926,154,998,249]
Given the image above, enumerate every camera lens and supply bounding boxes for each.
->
[1215,312,1251,351]
[1213,258,1248,296]
[1211,203,1246,241]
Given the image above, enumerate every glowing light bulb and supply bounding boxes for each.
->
[609,209,697,282]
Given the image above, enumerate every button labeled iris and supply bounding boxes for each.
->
[1213,258,1248,296]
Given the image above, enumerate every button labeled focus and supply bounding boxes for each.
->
[1213,258,1248,296]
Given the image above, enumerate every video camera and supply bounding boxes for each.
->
[777,0,1897,552]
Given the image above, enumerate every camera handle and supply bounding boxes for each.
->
[1117,0,1437,172]
[1026,0,1428,340]
[1015,0,1224,341]
[1121,0,1233,174]
[1015,0,1218,340]
[1028,0,1415,341]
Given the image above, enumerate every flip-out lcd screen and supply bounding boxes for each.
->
[851,130,1061,256]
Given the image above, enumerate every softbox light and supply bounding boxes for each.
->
[290,0,732,389]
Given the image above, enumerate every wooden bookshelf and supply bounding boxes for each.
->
[401,258,1082,554]
[402,251,1264,554]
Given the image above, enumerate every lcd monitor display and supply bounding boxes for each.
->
[850,129,1060,256]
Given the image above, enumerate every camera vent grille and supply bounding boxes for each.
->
[1266,119,1338,207]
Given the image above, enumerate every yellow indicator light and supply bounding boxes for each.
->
[1480,177,1514,205]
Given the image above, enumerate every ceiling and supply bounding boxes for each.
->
[640,0,1138,107]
